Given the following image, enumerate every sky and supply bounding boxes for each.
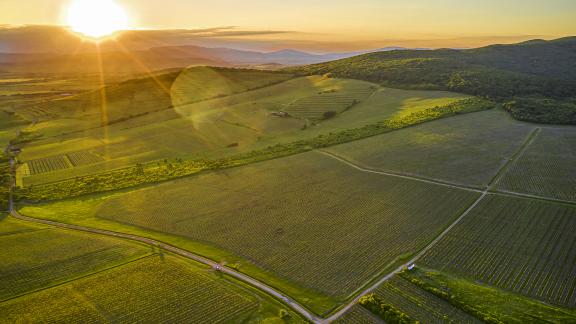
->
[1,0,575,51]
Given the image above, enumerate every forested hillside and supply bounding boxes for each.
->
[290,37,576,124]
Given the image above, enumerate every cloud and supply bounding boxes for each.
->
[0,25,297,53]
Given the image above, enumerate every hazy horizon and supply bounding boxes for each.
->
[0,0,574,52]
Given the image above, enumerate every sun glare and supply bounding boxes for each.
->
[66,0,129,39]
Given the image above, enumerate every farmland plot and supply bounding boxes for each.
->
[374,276,480,323]
[23,151,480,298]
[67,150,105,167]
[496,128,576,202]
[326,109,535,188]
[335,305,383,324]
[284,84,376,120]
[0,256,297,323]
[0,219,150,301]
[421,194,576,308]
[25,155,72,175]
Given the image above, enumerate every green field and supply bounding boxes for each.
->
[0,255,302,323]
[0,217,302,323]
[325,109,536,188]
[0,217,151,301]
[335,305,383,324]
[170,66,295,106]
[15,71,469,188]
[401,268,576,323]
[0,110,26,149]
[19,151,480,311]
[374,276,480,323]
[420,194,576,308]
[496,128,576,201]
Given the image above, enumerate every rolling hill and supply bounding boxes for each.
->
[290,37,576,124]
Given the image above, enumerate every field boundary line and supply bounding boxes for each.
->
[316,150,484,193]
[8,209,321,322]
[487,127,541,189]
[0,253,156,304]
[7,156,321,323]
[324,192,488,323]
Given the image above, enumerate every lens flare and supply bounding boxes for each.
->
[67,0,129,39]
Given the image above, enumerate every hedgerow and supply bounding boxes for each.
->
[16,97,494,201]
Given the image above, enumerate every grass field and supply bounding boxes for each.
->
[325,109,536,188]
[496,128,576,201]
[19,151,480,311]
[402,268,576,323]
[420,194,576,308]
[0,217,151,301]
[374,276,480,323]
[170,66,295,106]
[0,110,26,149]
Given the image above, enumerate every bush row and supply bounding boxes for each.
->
[359,294,417,323]
[399,271,504,324]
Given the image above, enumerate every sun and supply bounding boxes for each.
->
[66,0,129,39]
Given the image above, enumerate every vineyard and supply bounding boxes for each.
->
[326,109,535,188]
[373,276,480,323]
[420,194,576,308]
[401,268,576,323]
[496,128,576,202]
[17,98,493,201]
[284,84,376,120]
[26,155,72,175]
[0,221,150,301]
[24,151,479,300]
[335,305,383,324]
[0,255,298,323]
[66,150,105,167]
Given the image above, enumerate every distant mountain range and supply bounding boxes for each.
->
[0,44,429,75]
[0,25,428,74]
[290,36,576,124]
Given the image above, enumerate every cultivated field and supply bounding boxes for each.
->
[0,255,300,323]
[0,218,151,301]
[420,194,576,308]
[335,305,383,324]
[284,84,376,120]
[374,276,480,323]
[26,155,72,175]
[325,109,536,188]
[21,151,480,301]
[401,268,576,323]
[496,128,576,202]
